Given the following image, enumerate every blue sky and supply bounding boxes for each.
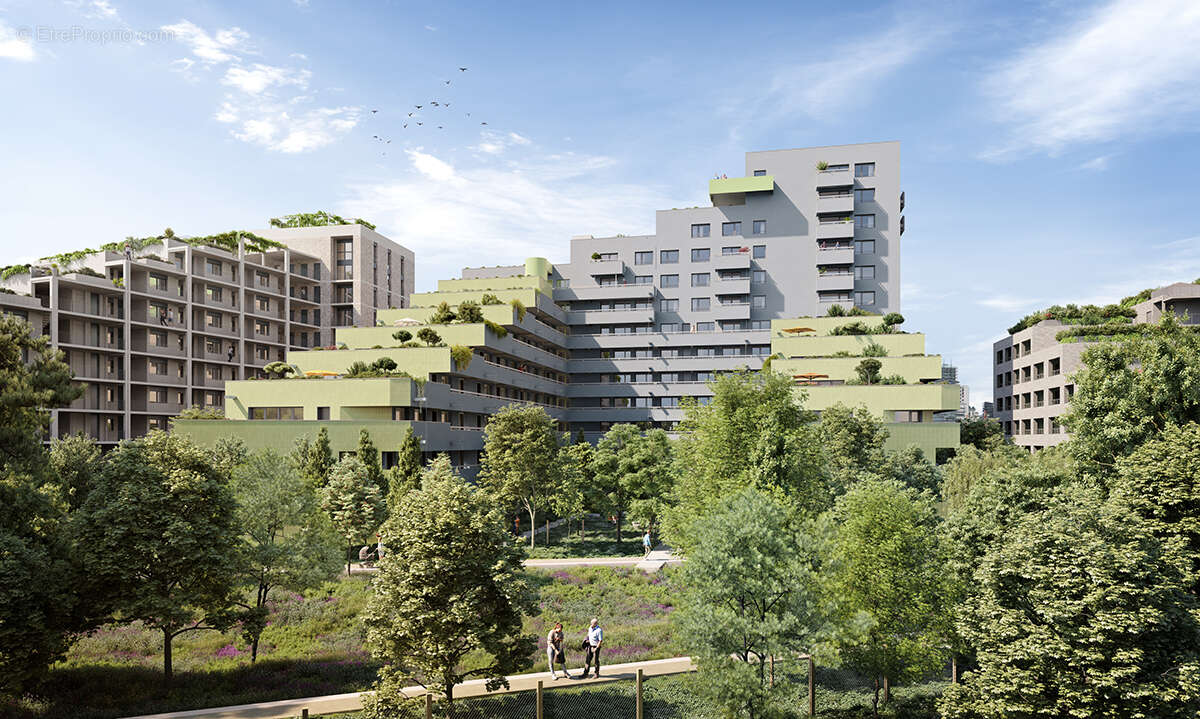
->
[3,0,1200,407]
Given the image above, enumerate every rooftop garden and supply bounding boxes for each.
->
[268,210,376,230]
[1004,281,1200,334]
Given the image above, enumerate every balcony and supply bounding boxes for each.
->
[815,168,852,188]
[817,195,854,214]
[588,259,625,277]
[711,303,751,321]
[554,284,654,302]
[815,220,855,240]
[816,273,854,292]
[900,216,905,236]
[899,191,906,212]
[566,307,655,325]
[714,252,751,271]
[709,175,774,207]
[817,247,855,265]
[715,278,751,295]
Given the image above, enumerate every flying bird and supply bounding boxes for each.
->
[416,122,423,126]
[431,101,439,106]
[403,123,408,128]
[371,109,378,114]
[437,125,443,129]
[444,80,451,85]
[459,67,467,71]
[444,103,451,108]
[415,105,423,109]
[408,112,413,117]
[481,122,487,125]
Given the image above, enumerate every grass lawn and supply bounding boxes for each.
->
[0,566,680,719]
[524,517,646,559]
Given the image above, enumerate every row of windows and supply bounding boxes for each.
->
[632,245,768,266]
[249,406,304,420]
[689,221,768,238]
[593,341,771,359]
[819,291,876,306]
[993,386,1074,412]
[596,396,711,408]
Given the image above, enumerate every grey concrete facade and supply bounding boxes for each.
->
[992,281,1200,451]
[0,225,412,446]
[544,141,903,436]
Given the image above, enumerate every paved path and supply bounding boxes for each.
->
[122,656,696,719]
[351,546,680,574]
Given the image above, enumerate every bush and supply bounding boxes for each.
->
[881,312,904,327]
[450,345,473,369]
[428,302,456,324]
[511,298,527,322]
[484,319,508,338]
[880,374,907,385]
[861,341,888,357]
[481,293,502,305]
[827,304,847,317]
[391,329,412,343]
[455,300,484,323]
[855,358,882,385]
[372,357,397,372]
[830,321,871,336]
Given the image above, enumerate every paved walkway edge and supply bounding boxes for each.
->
[121,656,696,719]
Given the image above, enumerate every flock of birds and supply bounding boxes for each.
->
[368,67,490,156]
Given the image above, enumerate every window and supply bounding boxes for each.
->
[691,297,711,311]
[335,307,353,325]
[752,245,766,258]
[855,162,875,177]
[855,240,875,254]
[255,345,270,361]
[752,295,766,309]
[149,273,167,291]
[695,321,715,331]
[149,388,166,403]
[691,248,710,262]
[206,285,222,302]
[893,410,922,423]
[334,285,353,303]
[752,220,766,235]
[691,223,710,238]
[854,265,875,280]
[205,311,222,328]
[722,221,742,236]
[660,299,679,312]
[750,320,771,330]
[317,406,330,420]
[151,330,167,347]
[205,338,220,353]
[660,322,681,333]
[249,407,303,420]
[149,359,167,376]
[854,188,875,202]
[257,295,270,312]
[660,249,679,264]
[594,252,617,261]
[255,270,270,288]
[634,251,653,265]
[854,214,876,228]
[752,270,766,284]
[855,291,876,306]
[691,273,710,287]
[335,238,353,280]
[255,320,270,336]
[206,259,221,276]
[660,274,679,288]
[753,169,766,176]
[634,275,652,285]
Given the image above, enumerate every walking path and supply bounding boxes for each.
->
[122,656,696,719]
[351,545,680,574]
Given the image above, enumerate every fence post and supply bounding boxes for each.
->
[770,654,775,688]
[808,655,815,717]
[537,679,544,719]
[636,668,644,719]
[425,693,432,719]
[301,710,308,719]
[952,655,958,684]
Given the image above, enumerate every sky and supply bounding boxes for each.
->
[2,0,1200,408]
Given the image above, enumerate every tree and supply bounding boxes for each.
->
[232,449,342,661]
[361,465,535,719]
[557,439,595,538]
[0,316,87,692]
[428,301,456,324]
[939,443,1029,515]
[675,487,825,719]
[819,403,890,491]
[590,424,673,541]
[1112,423,1200,593]
[456,300,484,323]
[357,428,386,496]
[385,425,424,512]
[667,369,824,552]
[416,327,442,346]
[1063,314,1200,480]
[478,405,561,548]
[940,486,1200,719]
[855,358,882,384]
[74,431,242,684]
[209,435,248,482]
[959,416,1004,450]
[886,444,941,495]
[825,479,949,717]
[321,456,386,576]
[47,433,101,512]
[297,427,335,489]
[392,329,412,343]
[372,356,397,372]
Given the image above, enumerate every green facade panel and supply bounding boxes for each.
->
[773,355,944,383]
[772,333,927,358]
[221,376,418,420]
[174,418,422,456]
[801,383,961,415]
[709,175,775,196]
[882,422,960,458]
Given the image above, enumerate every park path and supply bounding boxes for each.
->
[121,656,696,719]
[350,545,680,574]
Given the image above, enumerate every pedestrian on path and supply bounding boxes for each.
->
[579,617,603,678]
[642,530,653,557]
[547,622,570,679]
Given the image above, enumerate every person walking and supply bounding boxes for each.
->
[547,622,570,680]
[579,617,603,678]
[642,530,653,557]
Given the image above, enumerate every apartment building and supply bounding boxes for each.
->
[0,224,412,446]
[992,281,1200,451]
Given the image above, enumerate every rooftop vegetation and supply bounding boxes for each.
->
[268,211,376,230]
[1004,283,1200,334]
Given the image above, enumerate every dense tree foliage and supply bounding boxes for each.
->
[385,425,424,511]
[590,424,673,540]
[357,428,386,496]
[321,456,386,575]
[47,433,101,512]
[478,405,562,547]
[362,463,535,718]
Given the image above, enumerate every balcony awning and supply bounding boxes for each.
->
[709,175,774,206]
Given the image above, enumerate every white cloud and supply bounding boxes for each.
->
[424,25,437,31]
[977,295,1044,314]
[230,105,360,153]
[472,130,532,155]
[338,149,680,288]
[1078,154,1112,172]
[221,63,310,94]
[981,0,1200,158]
[0,21,35,62]
[65,0,119,19]
[162,20,248,64]
[214,101,238,123]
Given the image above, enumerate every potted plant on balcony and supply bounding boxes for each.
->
[591,252,602,261]
[816,161,829,171]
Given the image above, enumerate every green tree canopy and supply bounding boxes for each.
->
[47,432,102,512]
[959,416,1005,451]
[667,369,824,552]
[941,485,1200,719]
[589,424,673,540]
[232,448,342,661]
[385,425,424,512]
[357,428,386,496]
[818,403,890,491]
[321,455,386,576]
[1063,314,1200,480]
[73,431,242,683]
[293,427,335,490]
[361,464,535,719]
[0,314,82,470]
[478,404,562,547]
[826,479,950,717]
[675,487,826,719]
